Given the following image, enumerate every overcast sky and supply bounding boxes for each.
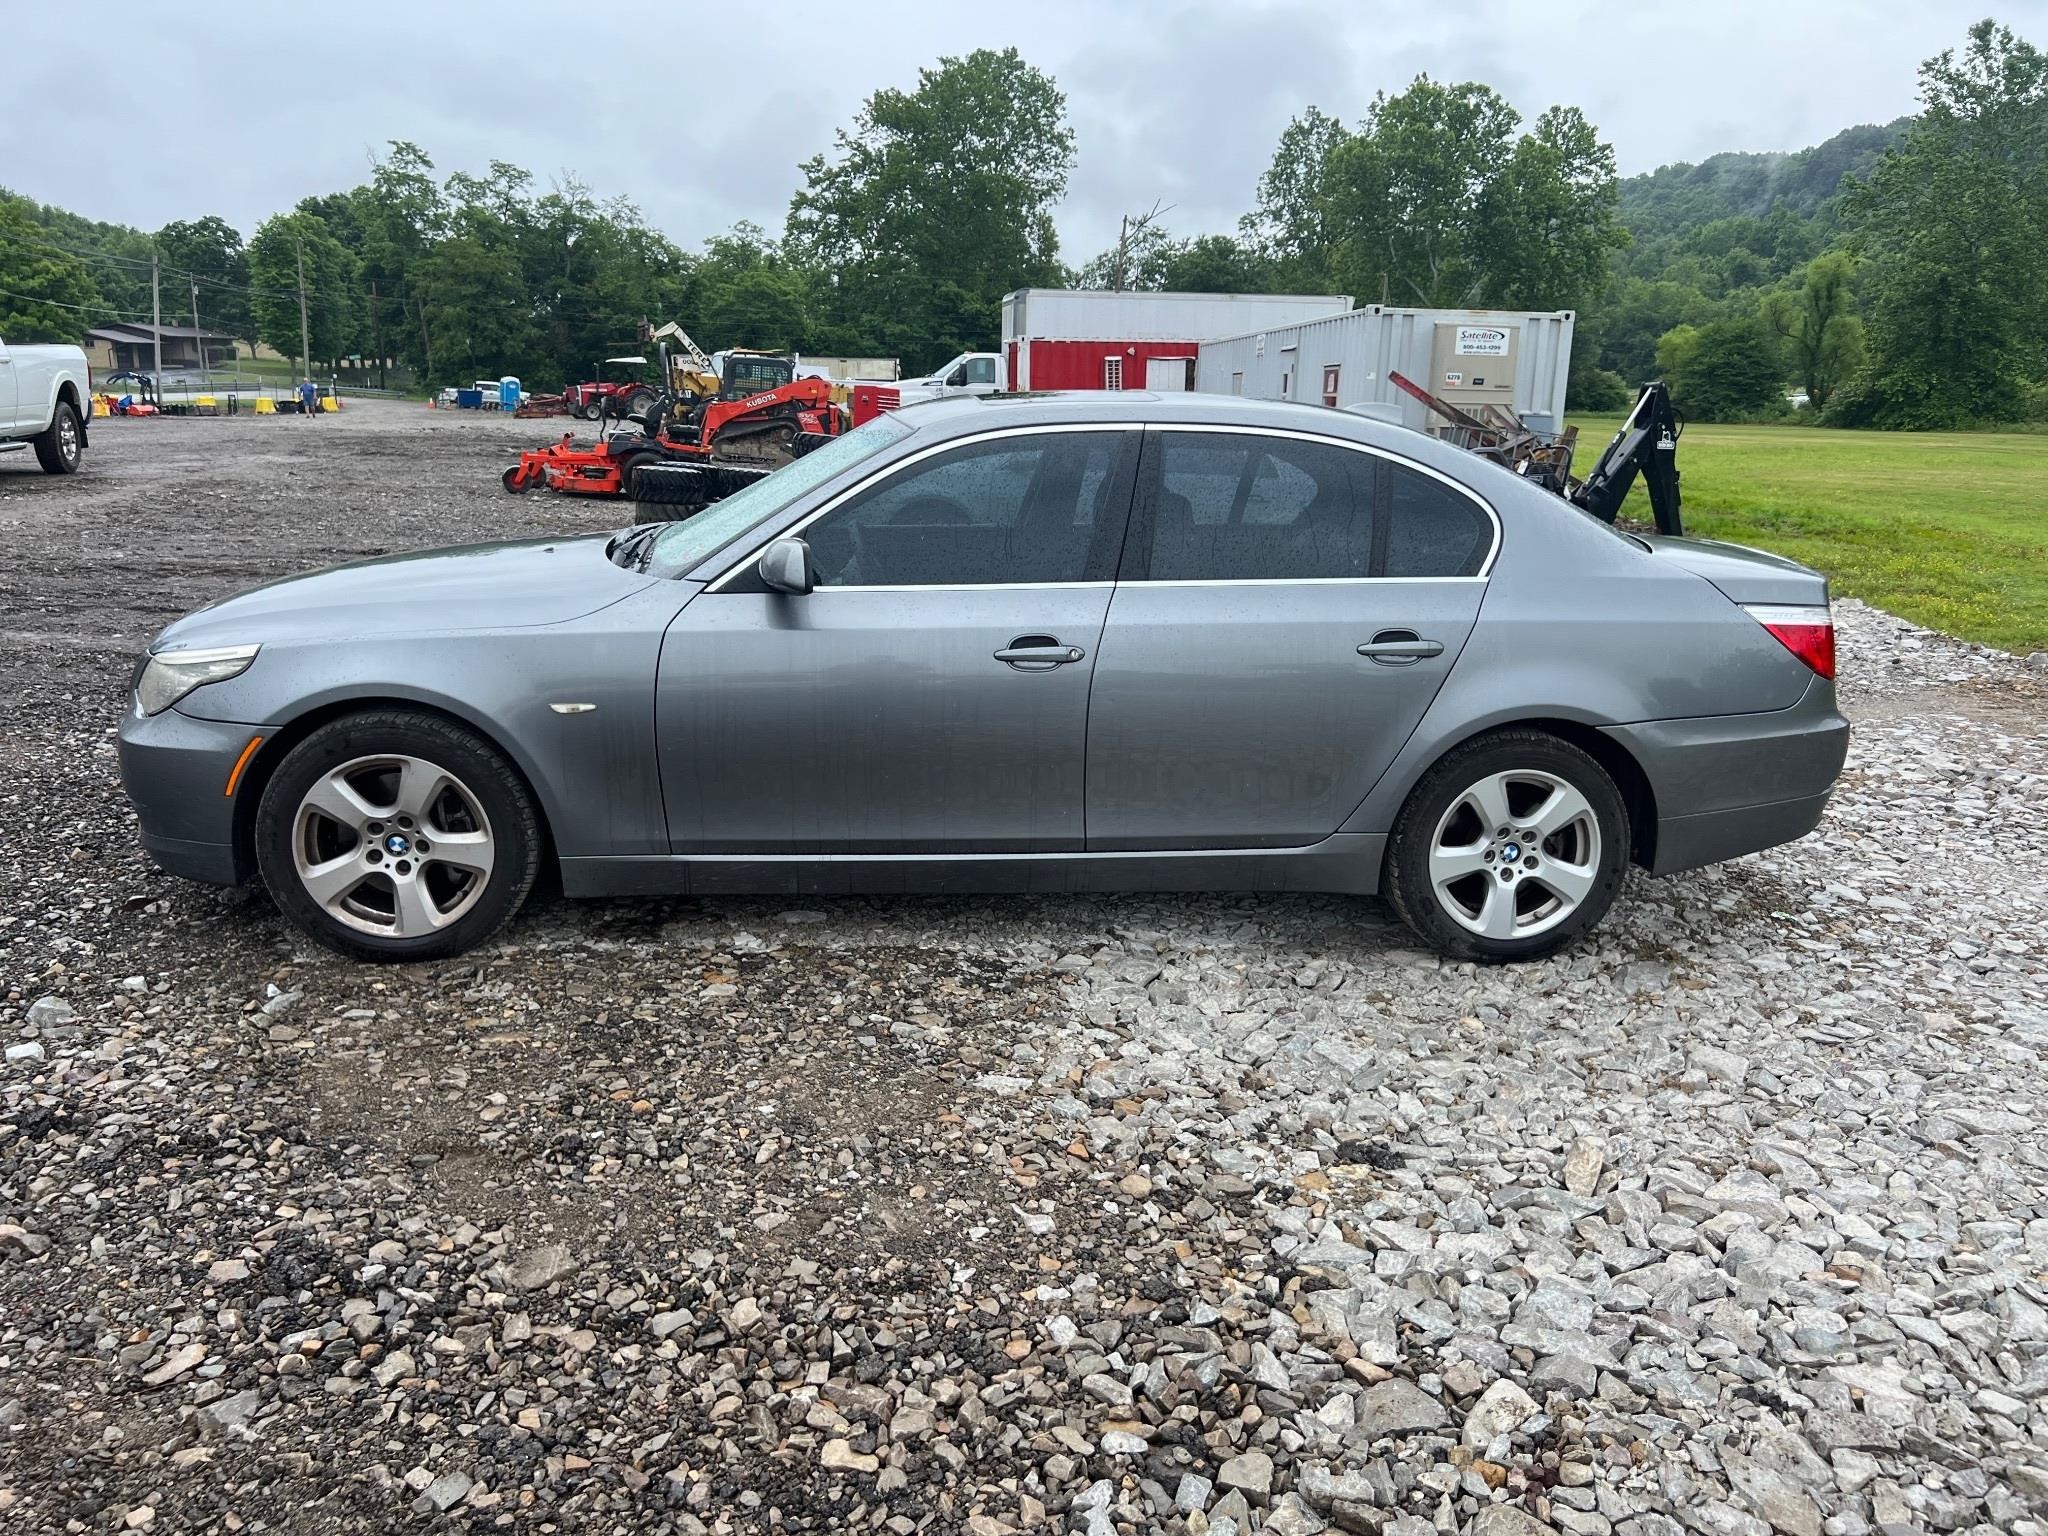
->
[11,1,2037,263]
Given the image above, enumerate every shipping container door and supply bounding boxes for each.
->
[1144,357,1194,392]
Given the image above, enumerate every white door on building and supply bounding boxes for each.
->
[1144,357,1193,392]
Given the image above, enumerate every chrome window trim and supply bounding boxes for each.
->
[703,423,1141,592]
[1141,421,1504,580]
[783,582,1117,594]
[1125,576,1488,588]
[702,418,1504,591]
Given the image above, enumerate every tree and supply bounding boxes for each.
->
[1157,235,1275,294]
[1242,106,1349,286]
[154,216,252,357]
[1249,81,1625,312]
[0,195,99,341]
[689,223,809,353]
[1660,316,1784,420]
[787,47,1074,367]
[1848,20,2048,426]
[1592,276,1721,381]
[1074,206,1177,290]
[1477,106,1631,308]
[247,211,361,370]
[415,234,534,382]
[351,142,449,380]
[1765,251,1864,407]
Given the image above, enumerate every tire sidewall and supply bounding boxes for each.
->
[1387,732,1630,963]
[39,401,82,473]
[254,712,540,962]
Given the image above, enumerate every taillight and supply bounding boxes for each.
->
[1744,603,1835,680]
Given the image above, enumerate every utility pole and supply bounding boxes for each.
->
[370,281,385,391]
[150,250,163,395]
[190,275,207,392]
[294,237,312,392]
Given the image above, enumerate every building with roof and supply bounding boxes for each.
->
[83,323,239,374]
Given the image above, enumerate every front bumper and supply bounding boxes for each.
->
[1602,677,1850,875]
[117,703,260,886]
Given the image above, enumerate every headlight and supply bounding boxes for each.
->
[135,644,261,716]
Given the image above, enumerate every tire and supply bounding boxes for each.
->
[575,399,600,422]
[622,388,657,421]
[35,400,83,474]
[501,465,531,494]
[1383,729,1629,964]
[611,448,656,495]
[254,710,542,963]
[629,460,710,508]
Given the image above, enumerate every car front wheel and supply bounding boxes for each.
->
[1384,729,1629,963]
[254,710,541,962]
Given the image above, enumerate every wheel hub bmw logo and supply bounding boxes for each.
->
[1500,842,1520,863]
[385,833,411,855]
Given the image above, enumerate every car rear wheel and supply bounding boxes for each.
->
[35,400,83,474]
[254,711,541,962]
[1384,729,1628,963]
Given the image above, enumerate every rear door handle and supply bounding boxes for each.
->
[1357,631,1444,664]
[995,635,1086,670]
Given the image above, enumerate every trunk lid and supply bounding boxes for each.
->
[1637,534,1829,606]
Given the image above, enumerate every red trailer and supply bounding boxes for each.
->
[999,288,1353,393]
[1008,339,1200,392]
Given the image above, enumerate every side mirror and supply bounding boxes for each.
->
[946,367,967,387]
[758,536,813,595]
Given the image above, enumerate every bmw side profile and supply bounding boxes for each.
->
[118,392,1848,964]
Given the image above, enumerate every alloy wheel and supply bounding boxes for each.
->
[291,754,495,938]
[59,412,79,466]
[1427,768,1602,941]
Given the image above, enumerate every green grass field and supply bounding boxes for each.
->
[1567,416,2048,654]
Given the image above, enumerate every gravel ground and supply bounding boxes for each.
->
[2,403,2045,1536]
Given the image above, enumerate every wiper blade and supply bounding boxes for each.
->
[611,523,663,572]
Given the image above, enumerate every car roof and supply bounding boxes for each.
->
[888,389,1519,492]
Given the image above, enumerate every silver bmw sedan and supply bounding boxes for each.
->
[118,391,1847,964]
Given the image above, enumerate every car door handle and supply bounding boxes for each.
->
[994,635,1086,670]
[1357,632,1444,664]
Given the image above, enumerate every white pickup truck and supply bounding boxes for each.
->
[895,350,1004,405]
[0,335,91,475]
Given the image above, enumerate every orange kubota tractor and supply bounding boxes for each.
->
[502,338,845,508]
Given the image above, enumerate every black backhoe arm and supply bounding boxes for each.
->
[1570,382,1684,535]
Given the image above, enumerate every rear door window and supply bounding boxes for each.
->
[1134,431,1378,581]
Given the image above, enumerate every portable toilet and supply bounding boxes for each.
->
[500,376,521,411]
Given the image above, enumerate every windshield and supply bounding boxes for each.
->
[639,413,915,580]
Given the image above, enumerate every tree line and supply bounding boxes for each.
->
[2,20,2042,428]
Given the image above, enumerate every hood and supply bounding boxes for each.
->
[154,532,653,651]
[1636,535,1829,607]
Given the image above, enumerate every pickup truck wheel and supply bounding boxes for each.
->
[35,400,83,474]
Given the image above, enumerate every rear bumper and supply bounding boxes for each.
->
[1602,678,1849,875]
[117,704,258,887]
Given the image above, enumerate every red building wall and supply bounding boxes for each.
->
[1011,339,1201,391]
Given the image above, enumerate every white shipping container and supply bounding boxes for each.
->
[1001,288,1352,344]
[1195,305,1576,430]
[795,355,900,381]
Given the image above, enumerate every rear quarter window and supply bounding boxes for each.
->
[1384,463,1494,578]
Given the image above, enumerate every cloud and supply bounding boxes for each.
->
[5,0,2020,267]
